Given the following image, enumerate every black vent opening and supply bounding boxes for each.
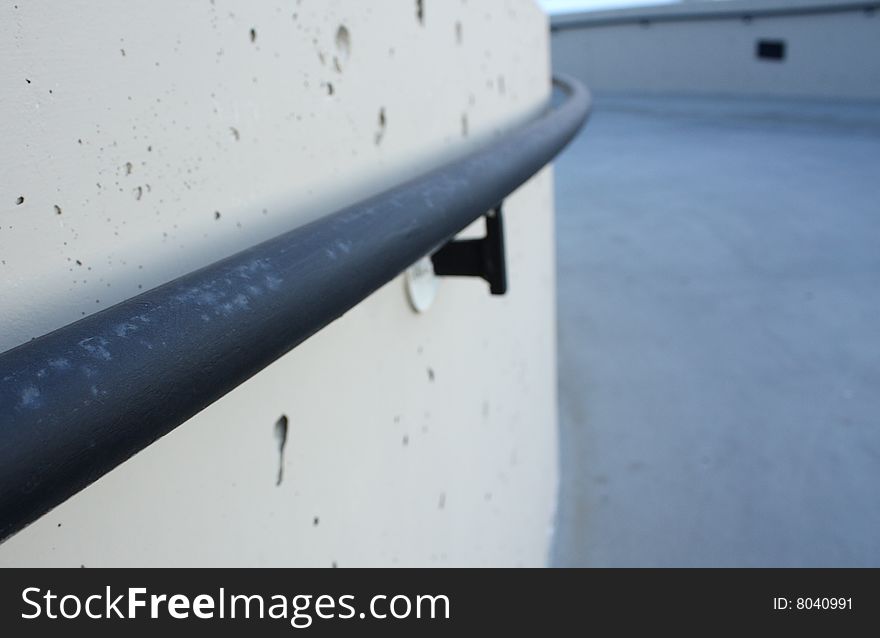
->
[757,39,786,61]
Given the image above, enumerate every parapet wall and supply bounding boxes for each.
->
[551,0,880,99]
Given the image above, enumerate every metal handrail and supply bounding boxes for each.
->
[0,74,590,542]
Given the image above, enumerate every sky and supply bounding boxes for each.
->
[537,0,679,14]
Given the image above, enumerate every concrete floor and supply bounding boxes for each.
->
[551,95,880,567]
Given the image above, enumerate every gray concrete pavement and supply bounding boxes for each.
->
[551,95,880,566]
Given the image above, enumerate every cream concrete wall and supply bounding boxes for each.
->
[551,0,880,99]
[0,0,558,566]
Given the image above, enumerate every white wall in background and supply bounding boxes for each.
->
[551,0,880,99]
[0,0,559,566]
[540,0,677,14]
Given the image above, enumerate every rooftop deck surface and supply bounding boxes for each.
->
[552,95,880,566]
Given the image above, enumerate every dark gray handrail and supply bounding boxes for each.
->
[0,75,590,542]
[551,1,880,31]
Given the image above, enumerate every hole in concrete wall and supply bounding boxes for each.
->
[416,0,424,25]
[756,39,786,61]
[250,28,257,43]
[335,25,351,59]
[275,414,289,486]
[375,107,387,145]
[15,196,24,205]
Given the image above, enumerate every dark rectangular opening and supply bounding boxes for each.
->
[756,39,786,61]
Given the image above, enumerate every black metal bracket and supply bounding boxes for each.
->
[431,205,508,295]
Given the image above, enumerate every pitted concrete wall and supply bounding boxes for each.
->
[0,0,558,566]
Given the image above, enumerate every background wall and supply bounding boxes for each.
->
[551,0,880,99]
[0,0,559,566]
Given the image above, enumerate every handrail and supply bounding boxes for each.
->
[0,74,590,542]
[551,1,880,31]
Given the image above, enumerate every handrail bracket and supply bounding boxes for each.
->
[431,205,508,295]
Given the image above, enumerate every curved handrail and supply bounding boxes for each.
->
[0,74,590,542]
